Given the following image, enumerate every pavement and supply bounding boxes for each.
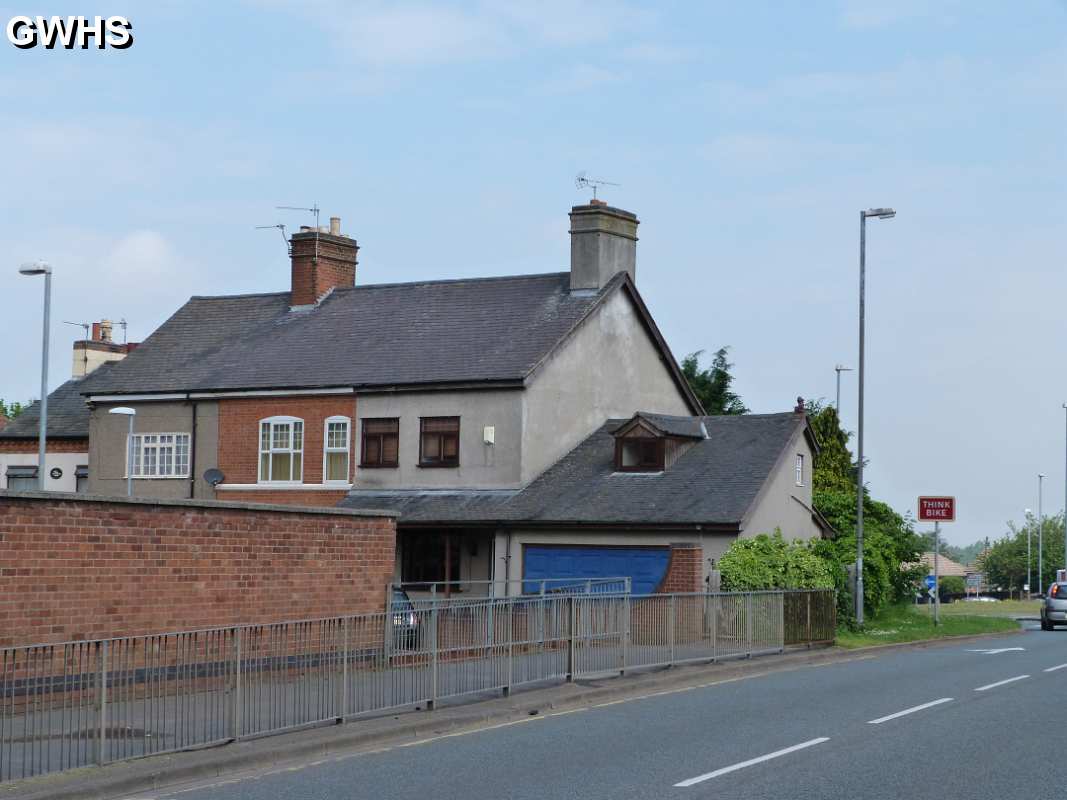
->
[6,622,1059,800]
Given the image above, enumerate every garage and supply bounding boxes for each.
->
[522,544,671,595]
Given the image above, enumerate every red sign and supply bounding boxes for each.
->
[918,496,955,522]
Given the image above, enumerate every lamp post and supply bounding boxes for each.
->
[834,364,852,415]
[1063,403,1067,573]
[109,407,136,497]
[855,207,895,626]
[1025,507,1033,600]
[18,261,52,491]
[1039,473,1046,596]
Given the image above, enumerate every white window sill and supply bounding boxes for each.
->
[123,475,191,480]
[216,483,353,491]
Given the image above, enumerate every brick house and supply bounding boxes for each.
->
[80,201,827,597]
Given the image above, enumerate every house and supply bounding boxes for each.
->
[79,202,700,506]
[0,321,134,492]
[341,407,831,595]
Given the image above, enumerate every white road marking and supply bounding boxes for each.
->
[966,648,1026,655]
[674,737,830,787]
[1044,663,1067,673]
[867,697,953,724]
[975,674,1030,692]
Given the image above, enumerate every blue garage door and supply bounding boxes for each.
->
[522,545,670,596]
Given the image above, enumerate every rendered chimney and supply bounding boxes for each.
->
[71,319,136,379]
[289,216,359,307]
[569,201,639,291]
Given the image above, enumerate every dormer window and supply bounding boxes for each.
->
[616,438,664,472]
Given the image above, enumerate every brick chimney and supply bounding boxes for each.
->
[289,217,359,307]
[72,319,137,379]
[569,200,639,292]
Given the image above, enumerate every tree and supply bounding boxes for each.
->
[0,399,27,419]
[680,347,747,415]
[983,512,1065,592]
[939,575,965,597]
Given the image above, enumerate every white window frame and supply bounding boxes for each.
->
[322,415,351,484]
[795,453,804,486]
[125,433,191,479]
[257,416,304,484]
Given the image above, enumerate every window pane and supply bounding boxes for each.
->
[260,452,270,480]
[620,441,640,467]
[132,436,142,476]
[292,454,302,481]
[144,445,157,476]
[260,422,270,451]
[382,434,399,465]
[422,434,440,460]
[176,435,189,475]
[328,421,348,449]
[272,423,290,450]
[442,435,458,459]
[327,451,348,481]
[160,444,173,476]
[422,417,459,433]
[292,421,303,450]
[7,476,36,491]
[365,418,398,435]
[271,452,291,481]
[365,437,381,464]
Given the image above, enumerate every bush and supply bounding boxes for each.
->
[939,575,965,597]
[719,531,835,591]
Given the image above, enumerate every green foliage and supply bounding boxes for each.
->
[808,405,854,494]
[939,575,965,596]
[680,347,747,415]
[719,530,834,591]
[0,399,27,419]
[983,512,1065,592]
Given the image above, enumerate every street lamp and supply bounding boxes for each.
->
[109,407,136,497]
[1039,473,1046,596]
[1025,507,1033,600]
[1063,403,1067,574]
[19,261,52,491]
[834,364,852,415]
[855,207,895,626]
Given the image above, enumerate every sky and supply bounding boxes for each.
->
[1,1,1065,547]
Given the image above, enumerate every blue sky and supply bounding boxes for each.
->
[1,1,1065,546]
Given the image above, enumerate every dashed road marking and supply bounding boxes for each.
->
[975,675,1029,692]
[674,737,830,787]
[867,697,953,724]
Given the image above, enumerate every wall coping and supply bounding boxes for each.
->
[0,489,399,518]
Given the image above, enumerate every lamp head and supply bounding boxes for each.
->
[864,208,896,220]
[18,260,51,276]
[108,407,136,416]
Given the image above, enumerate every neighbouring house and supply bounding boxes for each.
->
[0,321,134,492]
[916,552,969,580]
[341,407,832,596]
[79,203,700,508]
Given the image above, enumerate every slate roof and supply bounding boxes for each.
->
[81,272,627,395]
[614,412,706,439]
[0,379,92,440]
[339,412,807,527]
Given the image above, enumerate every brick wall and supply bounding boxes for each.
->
[0,438,88,453]
[658,542,703,594]
[290,231,359,307]
[217,395,357,491]
[0,491,396,647]
[218,489,350,507]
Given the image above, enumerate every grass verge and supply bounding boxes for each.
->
[836,603,1021,649]
[916,599,1041,619]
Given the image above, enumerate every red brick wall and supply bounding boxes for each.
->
[219,490,350,507]
[0,438,87,453]
[217,395,357,491]
[659,542,703,594]
[0,492,395,647]
[290,232,359,307]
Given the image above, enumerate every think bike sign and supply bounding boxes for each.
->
[918,496,955,522]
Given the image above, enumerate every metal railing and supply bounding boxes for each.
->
[0,589,833,783]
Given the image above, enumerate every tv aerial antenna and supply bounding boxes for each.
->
[277,203,321,262]
[63,321,90,339]
[255,223,290,256]
[575,171,619,201]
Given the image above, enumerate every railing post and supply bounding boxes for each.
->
[779,591,785,652]
[710,592,718,661]
[566,596,576,681]
[229,628,242,740]
[95,640,108,765]
[620,594,630,675]
[503,599,513,697]
[340,617,349,720]
[745,593,754,657]
[668,595,676,666]
[428,600,439,710]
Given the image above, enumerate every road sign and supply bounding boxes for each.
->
[925,575,936,590]
[966,573,981,588]
[918,496,955,521]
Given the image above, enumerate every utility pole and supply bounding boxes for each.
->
[1039,473,1046,596]
[834,365,852,415]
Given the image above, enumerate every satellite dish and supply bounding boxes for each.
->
[203,468,225,487]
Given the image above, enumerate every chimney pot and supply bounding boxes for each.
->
[100,320,113,343]
[329,217,341,235]
[91,322,101,341]
[569,202,639,292]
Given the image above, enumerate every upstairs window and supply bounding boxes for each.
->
[128,433,190,478]
[259,417,303,483]
[795,453,804,486]
[5,465,37,490]
[420,417,460,467]
[615,437,665,472]
[324,416,351,482]
[361,418,399,468]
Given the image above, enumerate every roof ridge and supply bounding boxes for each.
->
[332,271,568,292]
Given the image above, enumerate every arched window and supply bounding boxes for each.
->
[323,416,351,483]
[258,416,303,483]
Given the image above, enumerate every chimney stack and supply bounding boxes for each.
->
[289,216,359,307]
[569,201,639,292]
[72,319,136,379]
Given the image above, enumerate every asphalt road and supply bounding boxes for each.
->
[133,623,1067,800]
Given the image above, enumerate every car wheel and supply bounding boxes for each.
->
[1042,617,1054,631]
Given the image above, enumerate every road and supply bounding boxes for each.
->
[130,623,1067,800]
